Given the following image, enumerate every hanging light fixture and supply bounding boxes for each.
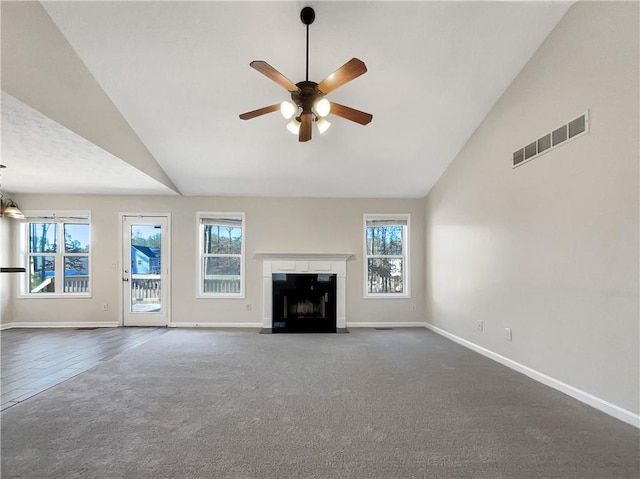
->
[1,198,25,219]
[0,169,27,272]
[0,169,25,219]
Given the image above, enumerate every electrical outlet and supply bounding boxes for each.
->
[476,321,483,332]
[246,303,252,311]
[111,262,118,269]
[102,303,109,311]
[411,304,417,312]
[505,328,512,341]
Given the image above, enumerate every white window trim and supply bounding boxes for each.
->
[363,213,410,299]
[196,212,245,299]
[19,210,92,299]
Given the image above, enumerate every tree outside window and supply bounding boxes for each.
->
[25,214,90,295]
[198,213,245,297]
[364,215,409,297]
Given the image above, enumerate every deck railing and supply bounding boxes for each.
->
[63,276,90,293]
[55,275,241,296]
[131,277,161,301]
[204,275,241,294]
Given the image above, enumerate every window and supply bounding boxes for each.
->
[364,214,409,297]
[22,212,91,296]
[198,213,245,297]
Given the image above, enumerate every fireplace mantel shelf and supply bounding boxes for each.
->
[254,252,354,261]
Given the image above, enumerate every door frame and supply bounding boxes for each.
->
[119,212,172,327]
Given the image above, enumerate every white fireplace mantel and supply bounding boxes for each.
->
[254,252,354,261]
[256,252,354,331]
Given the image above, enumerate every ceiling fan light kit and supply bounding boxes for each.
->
[316,117,331,134]
[239,6,373,142]
[280,101,296,119]
[287,118,301,135]
[315,98,331,117]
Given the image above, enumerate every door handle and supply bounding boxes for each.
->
[123,277,129,282]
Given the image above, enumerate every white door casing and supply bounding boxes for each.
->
[121,214,170,326]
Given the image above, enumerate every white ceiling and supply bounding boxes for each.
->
[1,93,177,196]
[1,1,572,198]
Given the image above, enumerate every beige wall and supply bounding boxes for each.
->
[425,1,639,414]
[9,195,425,327]
[1,214,15,325]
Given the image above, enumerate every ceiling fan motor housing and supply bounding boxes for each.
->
[292,80,322,117]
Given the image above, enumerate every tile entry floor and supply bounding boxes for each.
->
[1,327,166,411]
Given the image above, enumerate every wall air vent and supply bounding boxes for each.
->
[512,111,589,168]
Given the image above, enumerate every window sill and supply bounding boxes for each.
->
[364,294,410,299]
[18,293,92,299]
[197,293,245,299]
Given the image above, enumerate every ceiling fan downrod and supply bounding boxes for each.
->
[300,7,315,82]
[293,7,322,130]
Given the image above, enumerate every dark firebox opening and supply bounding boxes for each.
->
[272,273,337,333]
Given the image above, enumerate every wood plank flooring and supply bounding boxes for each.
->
[1,327,166,411]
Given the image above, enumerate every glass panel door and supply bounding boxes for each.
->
[122,216,169,326]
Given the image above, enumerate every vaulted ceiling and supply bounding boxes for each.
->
[1,1,572,198]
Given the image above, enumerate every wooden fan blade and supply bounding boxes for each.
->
[239,104,280,120]
[299,113,312,142]
[250,61,300,93]
[330,102,373,125]
[317,58,367,95]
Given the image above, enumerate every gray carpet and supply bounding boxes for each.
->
[1,328,638,478]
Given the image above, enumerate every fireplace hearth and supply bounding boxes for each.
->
[272,274,336,333]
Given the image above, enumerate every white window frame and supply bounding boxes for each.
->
[19,210,92,298]
[363,213,410,298]
[197,212,245,298]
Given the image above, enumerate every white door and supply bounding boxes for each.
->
[122,215,170,326]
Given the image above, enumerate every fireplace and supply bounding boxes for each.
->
[272,274,336,333]
[256,252,352,333]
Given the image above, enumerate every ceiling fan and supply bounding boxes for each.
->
[239,6,373,142]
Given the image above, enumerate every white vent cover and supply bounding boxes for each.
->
[513,111,589,168]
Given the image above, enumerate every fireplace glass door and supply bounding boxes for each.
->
[272,274,337,333]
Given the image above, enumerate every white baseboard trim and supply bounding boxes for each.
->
[4,322,119,329]
[170,322,263,328]
[0,323,13,330]
[425,323,640,429]
[347,322,427,328]
[173,322,427,329]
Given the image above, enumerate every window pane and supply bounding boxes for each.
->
[131,278,161,313]
[64,224,90,253]
[131,225,161,274]
[29,256,55,293]
[29,223,57,253]
[367,258,404,294]
[203,225,242,254]
[366,226,403,255]
[64,256,89,293]
[203,257,241,294]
